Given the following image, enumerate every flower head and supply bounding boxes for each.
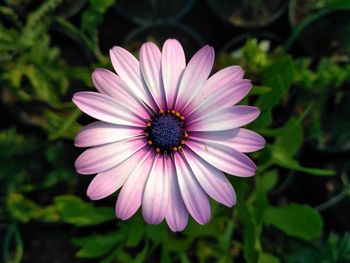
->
[73,39,265,231]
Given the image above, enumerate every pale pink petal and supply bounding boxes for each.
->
[221,128,265,153]
[189,129,240,141]
[140,42,166,110]
[187,106,260,132]
[174,153,211,225]
[199,65,244,100]
[92,68,150,119]
[75,121,143,147]
[142,155,170,224]
[116,151,155,220]
[87,148,148,200]
[186,139,256,177]
[175,45,215,112]
[110,46,158,110]
[165,158,189,232]
[183,148,236,207]
[187,79,252,120]
[72,92,146,127]
[189,128,265,153]
[161,39,186,109]
[75,137,145,175]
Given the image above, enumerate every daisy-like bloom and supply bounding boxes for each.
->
[73,39,265,231]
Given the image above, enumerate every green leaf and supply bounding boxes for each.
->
[168,236,193,252]
[274,118,303,156]
[160,245,171,263]
[271,146,335,176]
[335,232,350,261]
[257,75,284,110]
[252,170,278,226]
[113,247,133,263]
[54,195,115,226]
[258,252,280,263]
[132,243,149,263]
[0,5,22,28]
[252,110,273,128]
[180,254,192,263]
[126,222,144,247]
[38,170,73,189]
[73,232,124,258]
[264,56,295,91]
[146,223,168,245]
[250,86,272,95]
[257,56,295,111]
[25,0,61,30]
[260,170,278,192]
[256,103,312,138]
[327,0,350,9]
[264,204,323,240]
[7,193,59,223]
[237,201,259,263]
[217,221,234,253]
[81,0,115,35]
[47,108,82,140]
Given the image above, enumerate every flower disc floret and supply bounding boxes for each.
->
[145,110,186,153]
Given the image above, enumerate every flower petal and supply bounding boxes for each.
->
[166,158,189,232]
[116,150,155,220]
[92,68,150,119]
[75,121,143,147]
[199,65,244,100]
[187,106,260,132]
[175,45,215,112]
[72,92,146,127]
[140,42,166,110]
[183,147,236,207]
[188,129,240,141]
[186,139,256,177]
[174,153,211,225]
[87,148,148,200]
[110,46,158,110]
[187,79,252,120]
[161,39,186,109]
[189,128,265,153]
[142,155,171,224]
[75,137,145,175]
[223,128,265,153]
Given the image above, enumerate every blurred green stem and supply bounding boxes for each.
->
[316,165,350,211]
[2,221,23,263]
[53,17,108,64]
[0,5,22,28]
[315,190,350,211]
[286,1,350,50]
[49,108,82,140]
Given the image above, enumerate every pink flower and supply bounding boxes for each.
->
[73,39,265,231]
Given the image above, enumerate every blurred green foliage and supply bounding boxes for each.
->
[0,1,349,263]
[285,232,350,262]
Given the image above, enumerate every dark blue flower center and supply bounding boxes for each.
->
[146,110,186,153]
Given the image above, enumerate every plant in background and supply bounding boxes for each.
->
[218,38,280,81]
[294,57,350,151]
[0,1,68,105]
[0,0,117,140]
[0,1,347,262]
[0,1,81,140]
[284,232,350,262]
[0,129,74,263]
